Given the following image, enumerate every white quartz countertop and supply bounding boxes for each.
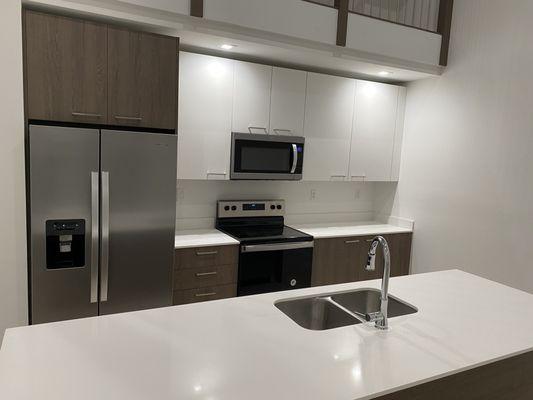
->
[175,229,239,249]
[293,221,412,239]
[2,270,533,400]
[174,222,412,249]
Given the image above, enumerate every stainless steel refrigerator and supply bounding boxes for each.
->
[28,124,177,324]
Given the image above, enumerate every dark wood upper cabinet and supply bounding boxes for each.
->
[107,27,178,130]
[24,11,178,130]
[24,11,108,124]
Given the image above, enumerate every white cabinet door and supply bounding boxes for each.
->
[349,81,400,182]
[391,87,406,181]
[269,67,307,136]
[232,61,272,134]
[178,52,234,180]
[303,72,356,181]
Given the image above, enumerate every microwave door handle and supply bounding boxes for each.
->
[291,144,298,174]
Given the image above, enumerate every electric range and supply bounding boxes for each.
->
[216,200,313,296]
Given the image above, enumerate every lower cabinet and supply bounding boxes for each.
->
[173,245,238,305]
[312,233,412,286]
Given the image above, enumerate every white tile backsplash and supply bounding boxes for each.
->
[176,180,376,230]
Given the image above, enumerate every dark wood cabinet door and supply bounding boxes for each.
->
[24,11,107,124]
[358,233,412,281]
[311,237,361,286]
[107,27,178,129]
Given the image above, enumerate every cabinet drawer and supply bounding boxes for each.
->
[175,245,238,269]
[174,264,237,290]
[173,284,237,305]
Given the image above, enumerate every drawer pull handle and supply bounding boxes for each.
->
[345,240,360,244]
[196,271,218,277]
[195,292,216,298]
[115,115,142,121]
[196,250,218,256]
[72,112,102,118]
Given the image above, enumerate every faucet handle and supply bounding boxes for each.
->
[365,311,384,323]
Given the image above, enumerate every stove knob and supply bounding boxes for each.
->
[224,206,230,211]
[231,206,237,211]
[270,205,276,210]
[290,279,297,287]
[277,205,282,210]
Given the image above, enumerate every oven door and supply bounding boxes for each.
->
[230,132,304,180]
[237,241,313,296]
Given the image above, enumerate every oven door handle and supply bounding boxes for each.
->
[290,144,298,174]
[241,241,314,253]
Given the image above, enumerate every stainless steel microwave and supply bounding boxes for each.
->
[230,132,305,180]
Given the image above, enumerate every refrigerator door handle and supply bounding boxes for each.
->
[100,171,110,302]
[90,172,99,303]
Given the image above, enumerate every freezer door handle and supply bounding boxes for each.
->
[100,171,110,302]
[90,172,99,303]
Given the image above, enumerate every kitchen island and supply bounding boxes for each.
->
[2,270,533,399]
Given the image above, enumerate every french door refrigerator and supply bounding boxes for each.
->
[28,124,177,324]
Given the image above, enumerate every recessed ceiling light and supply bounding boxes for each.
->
[378,71,392,76]
[220,44,235,51]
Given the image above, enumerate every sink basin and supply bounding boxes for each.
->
[275,296,361,330]
[275,288,417,330]
[331,288,417,319]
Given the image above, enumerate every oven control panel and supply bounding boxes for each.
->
[217,200,285,218]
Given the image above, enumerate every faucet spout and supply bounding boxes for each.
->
[365,236,391,330]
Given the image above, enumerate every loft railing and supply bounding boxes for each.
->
[302,0,453,65]
[305,0,440,32]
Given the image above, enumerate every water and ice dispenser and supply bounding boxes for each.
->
[45,219,86,269]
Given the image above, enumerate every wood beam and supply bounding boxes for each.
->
[190,0,203,18]
[437,0,454,66]
[336,0,349,47]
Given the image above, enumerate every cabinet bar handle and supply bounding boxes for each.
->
[115,115,142,121]
[196,250,218,256]
[195,292,217,297]
[345,240,360,244]
[273,128,292,135]
[72,112,102,118]
[248,126,268,134]
[196,271,218,277]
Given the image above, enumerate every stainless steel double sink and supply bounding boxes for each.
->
[275,288,417,330]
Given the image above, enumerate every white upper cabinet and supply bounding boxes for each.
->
[232,61,272,134]
[349,80,401,182]
[303,72,356,181]
[178,52,234,180]
[391,87,406,181]
[269,67,307,136]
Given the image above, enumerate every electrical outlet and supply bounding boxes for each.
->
[310,189,316,200]
[177,186,185,201]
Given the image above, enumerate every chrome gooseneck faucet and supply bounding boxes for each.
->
[365,236,391,330]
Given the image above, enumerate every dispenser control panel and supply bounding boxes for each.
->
[45,219,86,269]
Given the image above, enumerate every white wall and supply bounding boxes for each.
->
[376,0,533,293]
[176,181,375,230]
[0,0,27,342]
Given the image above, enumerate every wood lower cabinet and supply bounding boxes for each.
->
[173,245,238,305]
[24,11,108,124]
[107,27,178,130]
[312,233,412,287]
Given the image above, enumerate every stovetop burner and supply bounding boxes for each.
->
[215,200,313,245]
